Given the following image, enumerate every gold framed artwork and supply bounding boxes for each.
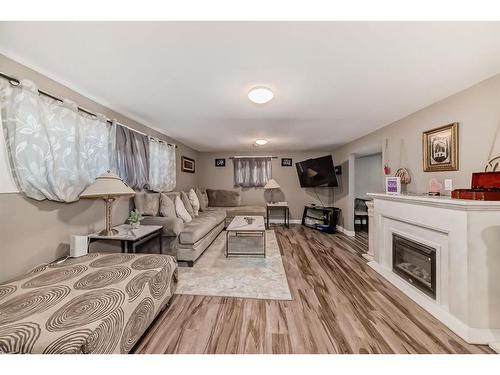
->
[422,122,459,172]
[181,156,195,173]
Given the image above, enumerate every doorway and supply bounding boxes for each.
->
[353,152,383,233]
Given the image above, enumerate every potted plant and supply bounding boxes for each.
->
[127,209,143,229]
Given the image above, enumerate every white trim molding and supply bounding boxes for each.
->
[336,225,356,237]
[268,219,302,225]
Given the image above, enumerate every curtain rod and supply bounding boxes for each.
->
[230,156,278,159]
[0,71,177,148]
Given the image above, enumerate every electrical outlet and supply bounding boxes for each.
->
[444,179,453,191]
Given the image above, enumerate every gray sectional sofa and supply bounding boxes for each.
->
[135,188,266,266]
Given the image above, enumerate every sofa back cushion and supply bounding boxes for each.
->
[134,193,160,216]
[175,195,192,222]
[195,188,209,211]
[159,193,177,219]
[181,191,195,217]
[188,188,200,216]
[206,189,241,207]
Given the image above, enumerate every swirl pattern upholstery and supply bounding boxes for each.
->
[0,253,177,354]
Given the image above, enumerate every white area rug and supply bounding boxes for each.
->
[176,230,292,300]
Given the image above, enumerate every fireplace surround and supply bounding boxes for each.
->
[367,193,500,346]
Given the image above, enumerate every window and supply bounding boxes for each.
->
[233,157,272,187]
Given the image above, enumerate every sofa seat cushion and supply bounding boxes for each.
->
[178,210,226,245]
[177,221,225,262]
[141,216,184,236]
[197,209,226,223]
[0,253,177,354]
[208,206,266,218]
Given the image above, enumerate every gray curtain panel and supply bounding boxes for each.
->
[233,157,272,187]
[115,124,149,189]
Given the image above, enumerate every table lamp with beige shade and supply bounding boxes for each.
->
[264,178,281,203]
[80,171,135,236]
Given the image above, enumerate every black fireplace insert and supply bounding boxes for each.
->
[392,233,436,299]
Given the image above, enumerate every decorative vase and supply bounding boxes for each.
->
[131,222,140,229]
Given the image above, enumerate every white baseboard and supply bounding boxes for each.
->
[267,220,357,235]
[268,219,301,225]
[336,225,356,237]
[362,253,374,261]
[368,261,500,345]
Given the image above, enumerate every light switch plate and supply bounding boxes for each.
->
[444,179,453,191]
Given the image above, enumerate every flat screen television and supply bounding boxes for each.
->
[295,155,338,188]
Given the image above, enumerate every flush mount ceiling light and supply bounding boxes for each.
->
[248,87,274,104]
[255,139,268,146]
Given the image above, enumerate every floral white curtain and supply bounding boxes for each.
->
[0,79,110,202]
[233,157,272,187]
[148,139,176,192]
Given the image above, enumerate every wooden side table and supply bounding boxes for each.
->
[88,224,163,254]
[266,202,290,229]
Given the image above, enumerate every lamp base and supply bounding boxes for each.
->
[98,228,119,236]
[100,197,117,237]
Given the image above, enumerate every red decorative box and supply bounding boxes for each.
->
[451,172,500,200]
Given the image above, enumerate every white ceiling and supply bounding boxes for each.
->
[1,22,500,152]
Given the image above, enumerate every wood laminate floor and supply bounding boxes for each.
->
[134,225,492,354]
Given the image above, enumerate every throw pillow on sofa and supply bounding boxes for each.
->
[159,193,177,218]
[134,192,160,216]
[195,188,208,211]
[181,191,195,217]
[175,195,192,223]
[206,189,241,207]
[188,188,200,216]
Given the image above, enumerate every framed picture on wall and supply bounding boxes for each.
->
[181,156,195,173]
[215,158,226,167]
[423,122,459,172]
[281,158,293,167]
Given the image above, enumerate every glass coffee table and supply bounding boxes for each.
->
[225,216,266,257]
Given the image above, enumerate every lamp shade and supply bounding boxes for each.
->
[264,178,280,189]
[80,171,135,199]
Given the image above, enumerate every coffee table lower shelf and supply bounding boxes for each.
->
[225,230,266,257]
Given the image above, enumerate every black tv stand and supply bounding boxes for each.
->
[302,205,341,234]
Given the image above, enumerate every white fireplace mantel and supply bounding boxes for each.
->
[367,193,500,346]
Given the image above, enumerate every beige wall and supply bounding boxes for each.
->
[197,151,341,220]
[0,55,199,283]
[333,73,500,231]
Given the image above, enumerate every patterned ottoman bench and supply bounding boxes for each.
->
[0,253,177,354]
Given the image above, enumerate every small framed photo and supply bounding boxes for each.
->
[386,176,401,195]
[281,158,293,167]
[215,158,226,167]
[181,156,195,173]
[423,122,459,172]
